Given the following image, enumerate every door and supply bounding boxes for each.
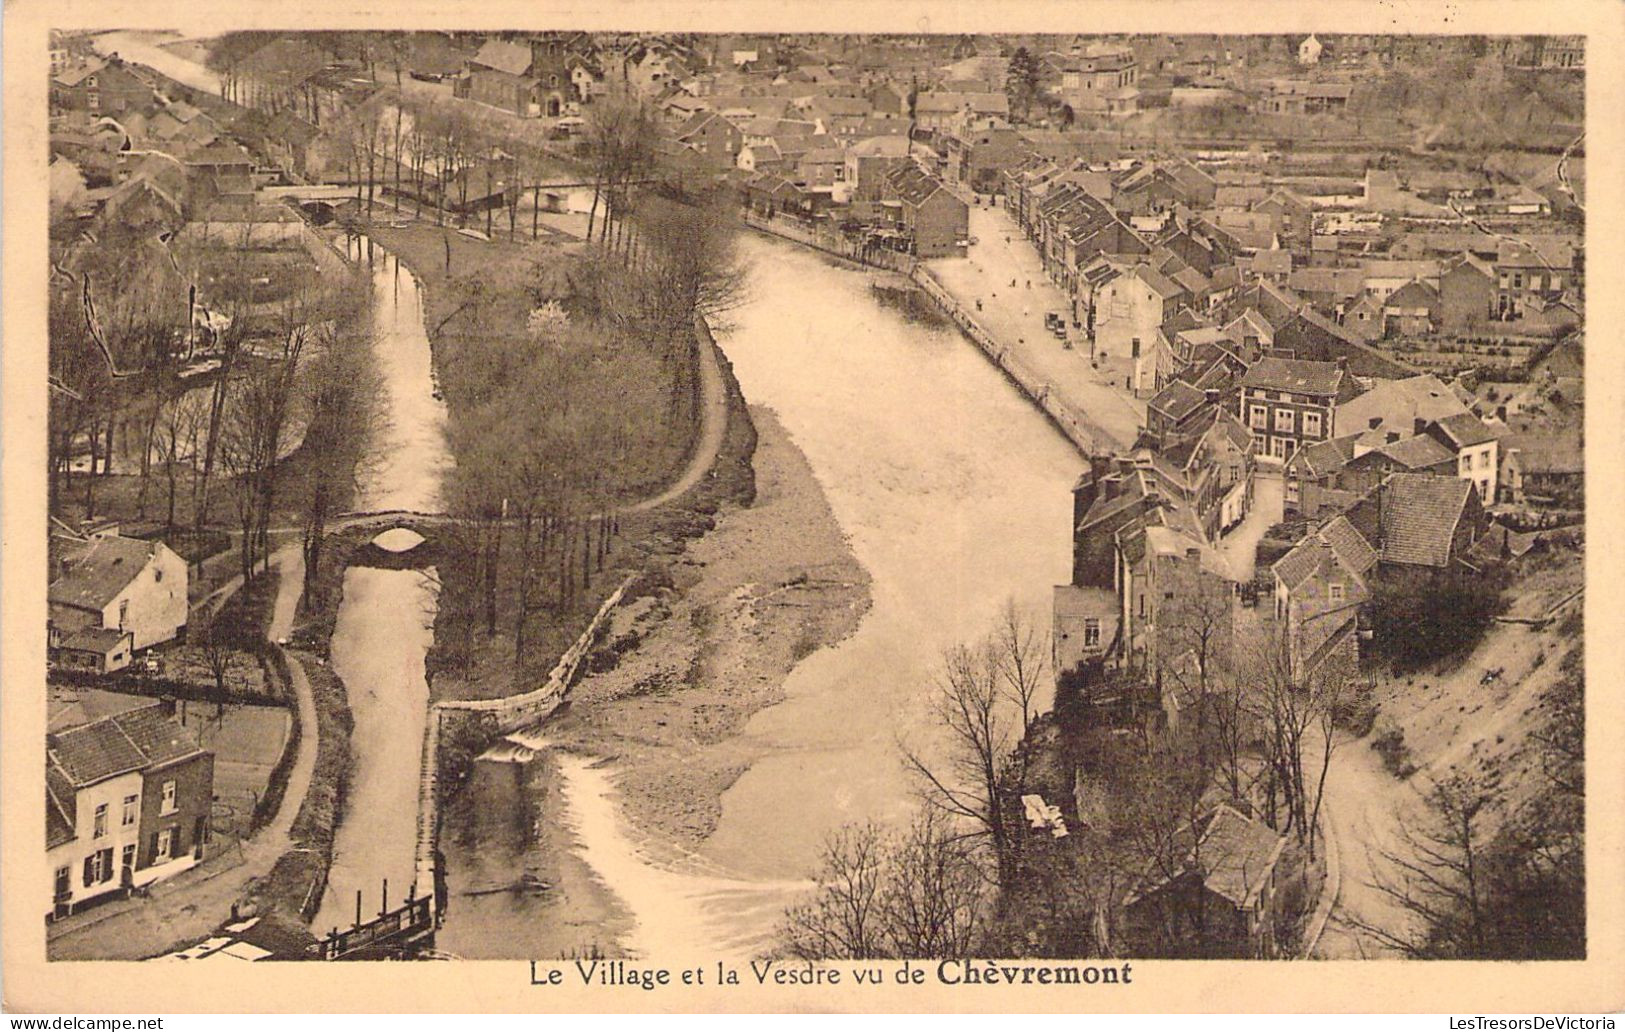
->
[54,866,71,917]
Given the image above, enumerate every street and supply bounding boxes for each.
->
[928,204,1147,451]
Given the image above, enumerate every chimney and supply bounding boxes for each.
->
[1414,417,1428,437]
[1185,546,1201,561]
[1368,416,1382,429]
[1336,356,1349,374]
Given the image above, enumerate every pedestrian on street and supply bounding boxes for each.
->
[1026,279,1031,289]
[976,298,983,311]
[1011,278,1017,287]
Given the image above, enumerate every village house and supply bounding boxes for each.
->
[1379,279,1439,338]
[47,704,215,920]
[1053,46,1140,114]
[912,91,1010,133]
[1335,373,1468,440]
[1115,516,1233,677]
[51,58,154,117]
[1270,514,1375,685]
[1493,241,1576,322]
[1422,411,1502,503]
[1121,804,1290,959]
[1255,80,1353,116]
[943,122,1027,196]
[1052,583,1122,684]
[882,162,968,258]
[49,526,188,672]
[1344,472,1489,572]
[1094,263,1187,395]
[674,110,745,169]
[1238,356,1360,463]
[1499,432,1584,508]
[1438,252,1498,335]
[842,135,913,204]
[461,39,546,117]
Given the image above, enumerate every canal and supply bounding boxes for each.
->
[312,236,451,935]
[440,232,1083,958]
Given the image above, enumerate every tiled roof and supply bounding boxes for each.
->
[1273,535,1331,591]
[1336,373,1465,434]
[48,535,158,612]
[1149,380,1206,422]
[1239,356,1344,396]
[472,39,535,77]
[1199,806,1288,909]
[1317,514,1378,576]
[1290,434,1358,479]
[47,766,77,848]
[1430,412,1499,449]
[1376,433,1455,470]
[48,704,204,789]
[1378,473,1474,568]
[886,162,947,207]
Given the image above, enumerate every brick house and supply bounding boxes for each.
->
[884,163,968,258]
[1238,356,1360,463]
[464,39,542,117]
[51,58,153,116]
[675,111,745,169]
[1439,252,1497,335]
[46,705,214,919]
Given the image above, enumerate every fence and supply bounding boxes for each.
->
[742,212,917,274]
[411,573,640,926]
[910,267,1105,458]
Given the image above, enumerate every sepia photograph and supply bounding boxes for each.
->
[5,0,1618,1015]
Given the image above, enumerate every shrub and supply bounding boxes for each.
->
[1371,724,1417,779]
[1367,566,1508,673]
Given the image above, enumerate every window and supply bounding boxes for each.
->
[1274,408,1295,433]
[155,827,173,862]
[161,779,178,816]
[121,844,136,876]
[1478,450,1491,469]
[122,794,138,827]
[1249,404,1268,430]
[154,568,163,583]
[1460,456,1471,475]
[1329,582,1345,604]
[94,803,108,839]
[118,600,129,630]
[1270,436,1289,459]
[1083,618,1101,648]
[83,847,113,887]
[1131,337,1141,358]
[1302,411,1323,438]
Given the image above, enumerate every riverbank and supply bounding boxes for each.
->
[549,407,872,849]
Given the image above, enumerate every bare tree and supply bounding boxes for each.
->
[901,637,1022,888]
[1350,773,1493,958]
[781,811,983,960]
[195,619,234,718]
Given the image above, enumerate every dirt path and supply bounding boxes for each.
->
[1312,615,1568,958]
[622,327,728,514]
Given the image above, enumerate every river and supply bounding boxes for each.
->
[442,233,1083,958]
[312,236,452,934]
